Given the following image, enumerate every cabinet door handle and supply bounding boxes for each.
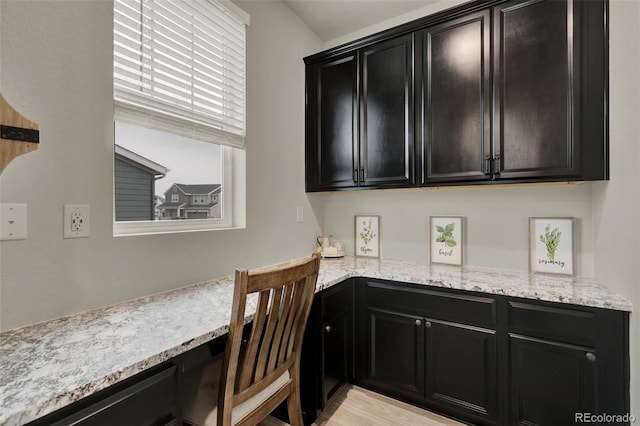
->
[586,352,596,362]
[484,155,492,175]
[324,325,332,333]
[360,168,365,183]
[353,169,358,183]
[425,321,432,328]
[415,319,421,326]
[493,154,501,175]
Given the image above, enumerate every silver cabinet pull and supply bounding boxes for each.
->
[415,319,421,326]
[484,155,492,175]
[425,321,432,328]
[586,352,596,362]
[324,325,332,333]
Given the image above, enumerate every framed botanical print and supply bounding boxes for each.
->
[529,217,575,275]
[430,216,464,266]
[355,215,380,258]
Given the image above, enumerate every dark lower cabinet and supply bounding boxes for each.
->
[28,364,179,426]
[357,280,498,425]
[28,278,628,426]
[321,310,350,405]
[365,308,425,402]
[298,279,354,424]
[425,320,498,424]
[349,279,629,426]
[506,299,629,426]
[509,335,596,425]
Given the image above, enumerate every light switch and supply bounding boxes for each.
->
[0,203,27,241]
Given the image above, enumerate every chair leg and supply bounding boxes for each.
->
[286,389,304,426]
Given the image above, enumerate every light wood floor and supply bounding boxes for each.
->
[260,385,465,426]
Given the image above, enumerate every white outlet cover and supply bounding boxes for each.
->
[0,203,27,241]
[64,204,90,238]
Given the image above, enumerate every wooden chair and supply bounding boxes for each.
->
[183,253,320,426]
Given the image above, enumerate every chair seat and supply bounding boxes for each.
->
[183,358,291,426]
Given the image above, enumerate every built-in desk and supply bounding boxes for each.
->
[0,257,631,425]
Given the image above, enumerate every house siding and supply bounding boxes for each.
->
[115,158,155,221]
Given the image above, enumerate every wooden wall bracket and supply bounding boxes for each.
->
[0,94,39,174]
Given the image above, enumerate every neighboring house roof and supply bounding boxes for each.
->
[167,183,222,196]
[115,145,169,177]
[158,183,222,210]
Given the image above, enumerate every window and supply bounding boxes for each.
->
[113,0,249,236]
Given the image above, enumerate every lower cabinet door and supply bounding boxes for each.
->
[321,312,350,406]
[509,335,597,426]
[366,308,425,401]
[425,320,498,425]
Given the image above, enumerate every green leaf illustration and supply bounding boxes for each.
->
[435,222,457,248]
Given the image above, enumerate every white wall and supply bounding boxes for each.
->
[319,0,640,413]
[593,0,640,414]
[0,0,323,330]
[1,0,637,415]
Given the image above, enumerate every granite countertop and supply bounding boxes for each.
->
[0,257,632,425]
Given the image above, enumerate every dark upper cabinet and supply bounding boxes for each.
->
[306,54,358,190]
[419,10,492,184]
[359,35,414,188]
[494,0,578,179]
[305,0,608,191]
[493,0,608,181]
[305,35,414,191]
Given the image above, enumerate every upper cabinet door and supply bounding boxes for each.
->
[306,54,358,190]
[359,35,414,188]
[494,0,578,179]
[420,11,491,184]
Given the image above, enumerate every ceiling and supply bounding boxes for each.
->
[282,0,439,42]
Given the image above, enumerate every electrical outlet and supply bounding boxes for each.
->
[296,206,304,223]
[64,204,90,238]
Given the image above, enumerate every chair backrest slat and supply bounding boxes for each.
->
[265,282,295,375]
[237,289,269,391]
[252,286,283,382]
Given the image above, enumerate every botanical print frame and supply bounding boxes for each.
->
[430,216,464,266]
[355,215,380,258]
[529,217,575,275]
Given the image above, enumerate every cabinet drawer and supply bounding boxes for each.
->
[365,280,496,327]
[508,301,596,346]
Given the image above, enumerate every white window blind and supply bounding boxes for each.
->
[114,0,249,148]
